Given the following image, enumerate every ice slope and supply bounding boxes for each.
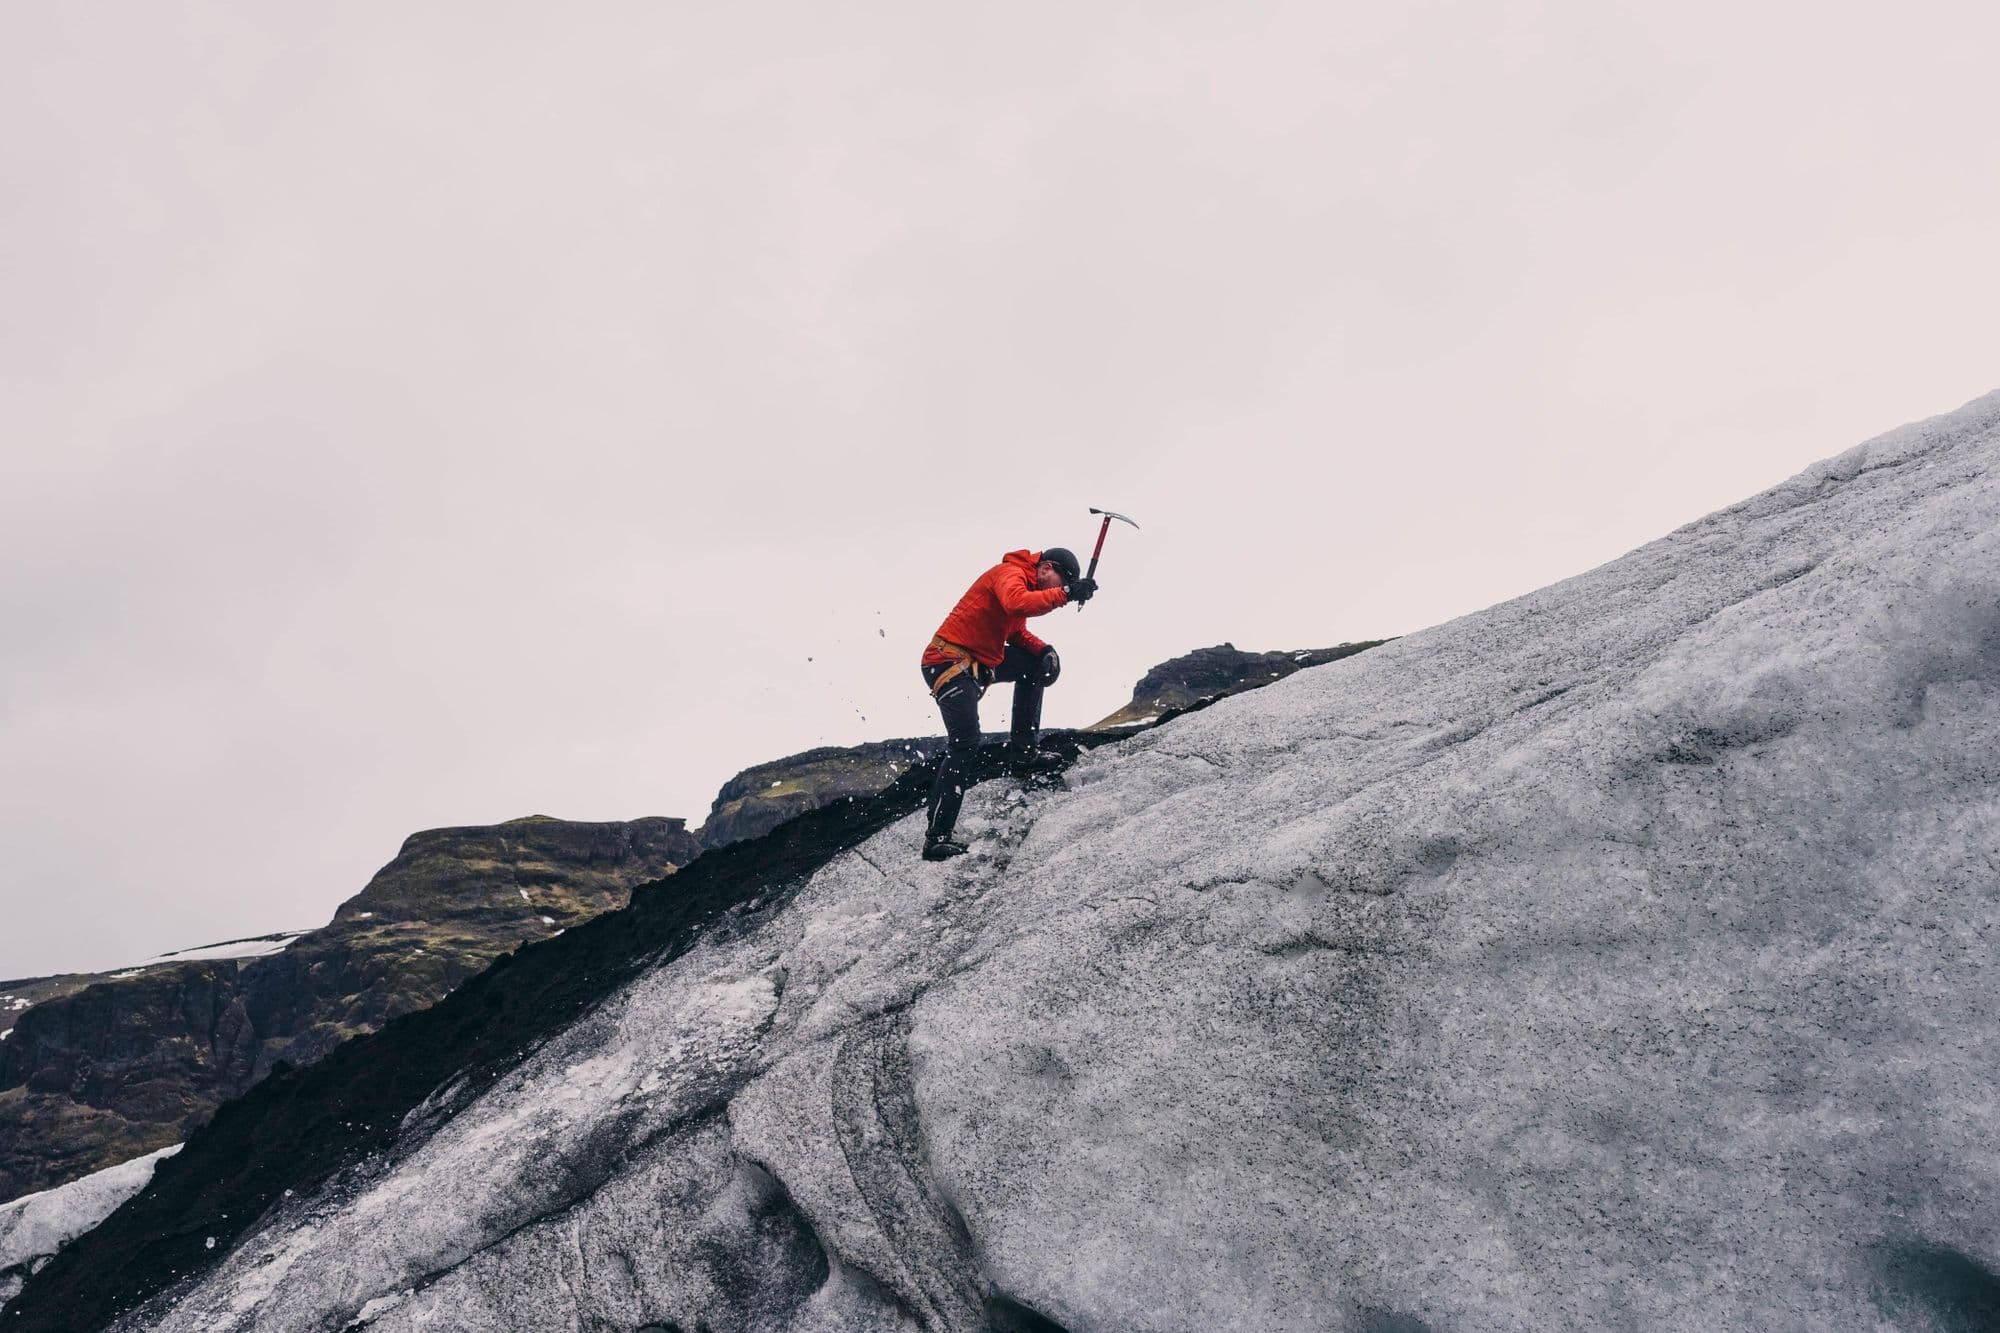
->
[0,1146,178,1312]
[126,392,2000,1332]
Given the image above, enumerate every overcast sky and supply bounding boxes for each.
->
[4,2,1996,978]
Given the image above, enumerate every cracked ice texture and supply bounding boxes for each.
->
[132,390,2000,1331]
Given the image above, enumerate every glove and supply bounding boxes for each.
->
[1034,647,1062,687]
[1066,577,1098,605]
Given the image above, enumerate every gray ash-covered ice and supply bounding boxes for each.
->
[124,391,2000,1331]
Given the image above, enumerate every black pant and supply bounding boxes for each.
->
[920,644,1045,845]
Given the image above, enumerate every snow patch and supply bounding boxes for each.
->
[1,1145,181,1314]
[144,932,309,965]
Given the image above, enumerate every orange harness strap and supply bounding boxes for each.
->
[927,635,985,697]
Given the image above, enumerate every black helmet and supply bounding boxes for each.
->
[1040,547,1081,584]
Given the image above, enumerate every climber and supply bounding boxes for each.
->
[919,547,1097,860]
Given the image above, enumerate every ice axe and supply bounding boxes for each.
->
[1077,507,1139,610]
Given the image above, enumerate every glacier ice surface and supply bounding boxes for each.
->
[125,391,2000,1332]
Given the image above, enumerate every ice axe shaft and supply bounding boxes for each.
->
[1085,507,1139,578]
[1078,507,1139,610]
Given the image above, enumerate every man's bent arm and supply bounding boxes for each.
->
[993,569,1069,619]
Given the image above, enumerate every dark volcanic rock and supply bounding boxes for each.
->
[699,739,945,850]
[0,816,696,1204]
[1089,640,1386,728]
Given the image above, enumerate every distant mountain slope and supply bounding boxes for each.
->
[0,935,315,1047]
[1089,640,1385,728]
[0,816,695,1203]
[0,981,97,1049]
[26,389,2000,1332]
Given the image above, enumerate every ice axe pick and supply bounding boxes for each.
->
[1077,507,1140,610]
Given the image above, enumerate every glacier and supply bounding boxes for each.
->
[50,391,2000,1330]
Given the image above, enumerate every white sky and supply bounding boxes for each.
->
[4,1,1997,978]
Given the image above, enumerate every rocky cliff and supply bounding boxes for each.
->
[0,816,695,1203]
[699,739,947,849]
[0,980,98,1049]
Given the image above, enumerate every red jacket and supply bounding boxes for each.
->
[924,550,1070,667]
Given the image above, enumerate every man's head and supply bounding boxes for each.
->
[1037,546,1081,591]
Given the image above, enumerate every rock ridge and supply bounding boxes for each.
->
[0,815,696,1203]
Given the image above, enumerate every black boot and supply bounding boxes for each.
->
[1007,744,1065,788]
[923,837,969,861]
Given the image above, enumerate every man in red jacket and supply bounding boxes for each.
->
[919,546,1098,860]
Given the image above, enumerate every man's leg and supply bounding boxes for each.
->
[922,664,984,856]
[994,644,1058,775]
